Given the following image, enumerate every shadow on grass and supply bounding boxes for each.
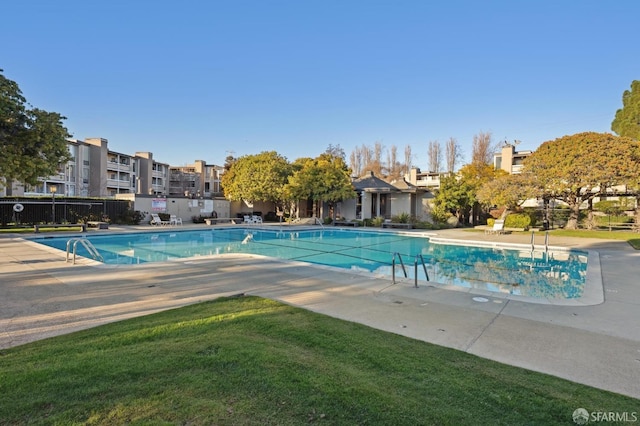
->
[0,296,636,425]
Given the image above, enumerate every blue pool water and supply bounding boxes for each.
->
[32,228,588,300]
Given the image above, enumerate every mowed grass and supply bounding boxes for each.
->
[548,229,640,249]
[0,225,87,234]
[0,296,637,425]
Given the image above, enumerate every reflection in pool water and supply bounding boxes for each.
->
[32,228,588,300]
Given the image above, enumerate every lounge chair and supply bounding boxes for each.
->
[243,215,263,225]
[150,213,170,226]
[485,220,505,235]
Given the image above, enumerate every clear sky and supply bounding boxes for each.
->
[2,0,638,169]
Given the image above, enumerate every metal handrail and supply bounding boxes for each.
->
[314,217,325,229]
[391,252,407,284]
[66,238,103,264]
[544,231,549,252]
[530,231,535,251]
[530,231,550,252]
[414,254,429,287]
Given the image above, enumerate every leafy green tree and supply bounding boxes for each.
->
[0,70,71,188]
[285,151,356,220]
[221,151,292,205]
[476,173,540,217]
[433,173,476,224]
[523,132,640,229]
[459,162,501,224]
[611,80,640,140]
[433,162,500,225]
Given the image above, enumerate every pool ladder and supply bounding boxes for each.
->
[392,252,429,288]
[66,238,104,264]
[530,231,550,252]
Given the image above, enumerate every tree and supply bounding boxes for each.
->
[457,162,501,225]
[371,141,384,176]
[349,142,415,181]
[324,144,346,160]
[285,151,355,220]
[386,145,411,182]
[523,132,640,229]
[432,174,476,224]
[471,131,497,165]
[221,151,292,205]
[611,80,640,140]
[387,145,398,179]
[223,154,236,172]
[476,172,539,217]
[349,151,360,178]
[427,140,441,172]
[349,142,386,178]
[445,137,462,173]
[0,70,71,188]
[404,145,412,175]
[432,162,498,225]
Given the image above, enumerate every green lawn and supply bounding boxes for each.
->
[468,227,640,250]
[0,225,83,234]
[0,296,636,425]
[548,229,640,249]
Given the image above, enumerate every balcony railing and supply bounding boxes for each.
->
[107,161,132,172]
[107,178,135,189]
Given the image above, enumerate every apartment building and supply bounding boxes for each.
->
[169,160,223,198]
[84,138,133,196]
[401,142,534,190]
[493,142,533,174]
[0,138,170,198]
[82,138,171,197]
[14,139,92,197]
[404,167,444,189]
[134,151,169,196]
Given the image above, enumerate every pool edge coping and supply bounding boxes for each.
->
[20,230,603,306]
[428,236,603,306]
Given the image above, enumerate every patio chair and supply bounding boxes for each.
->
[170,215,183,226]
[243,214,262,225]
[485,219,505,235]
[150,213,170,226]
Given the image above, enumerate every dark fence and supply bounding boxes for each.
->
[0,197,132,226]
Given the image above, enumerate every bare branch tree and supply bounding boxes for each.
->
[349,149,363,177]
[325,144,346,160]
[471,131,497,165]
[373,141,385,176]
[361,144,373,173]
[350,142,416,181]
[445,137,462,173]
[403,145,412,177]
[387,145,399,180]
[427,140,442,172]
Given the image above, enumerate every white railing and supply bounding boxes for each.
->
[66,238,104,264]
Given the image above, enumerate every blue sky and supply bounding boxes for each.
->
[2,0,638,169]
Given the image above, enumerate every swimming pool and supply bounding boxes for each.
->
[32,228,589,301]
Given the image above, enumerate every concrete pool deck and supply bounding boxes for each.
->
[0,225,639,400]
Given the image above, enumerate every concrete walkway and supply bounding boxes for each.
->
[0,225,638,399]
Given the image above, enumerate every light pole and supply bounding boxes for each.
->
[50,186,57,223]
